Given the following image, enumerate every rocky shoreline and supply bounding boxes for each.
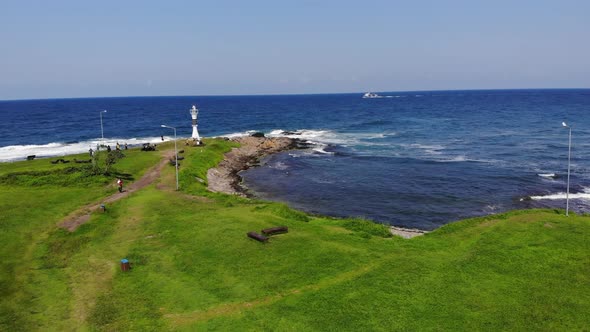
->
[207,135,430,238]
[207,136,309,196]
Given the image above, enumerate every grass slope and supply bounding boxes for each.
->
[0,139,589,331]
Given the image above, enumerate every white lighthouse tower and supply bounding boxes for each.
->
[190,105,202,145]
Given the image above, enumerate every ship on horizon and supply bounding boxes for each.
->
[362,92,382,98]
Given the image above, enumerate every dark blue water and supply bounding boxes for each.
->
[1,90,589,229]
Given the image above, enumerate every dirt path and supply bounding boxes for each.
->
[58,150,175,231]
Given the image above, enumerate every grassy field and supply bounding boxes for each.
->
[1,139,589,331]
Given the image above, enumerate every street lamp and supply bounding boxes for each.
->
[99,110,107,143]
[562,122,572,216]
[161,124,179,190]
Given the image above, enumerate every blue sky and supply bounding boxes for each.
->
[1,0,589,99]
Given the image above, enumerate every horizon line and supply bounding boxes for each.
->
[2,87,589,102]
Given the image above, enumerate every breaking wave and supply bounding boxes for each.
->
[538,173,557,179]
[530,187,590,200]
[0,136,171,162]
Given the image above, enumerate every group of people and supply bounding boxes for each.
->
[89,142,129,156]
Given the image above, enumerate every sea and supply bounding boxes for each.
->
[1,89,589,230]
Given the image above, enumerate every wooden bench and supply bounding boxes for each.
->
[247,231,269,243]
[26,155,36,160]
[261,226,288,236]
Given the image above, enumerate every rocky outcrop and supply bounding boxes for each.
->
[207,136,299,195]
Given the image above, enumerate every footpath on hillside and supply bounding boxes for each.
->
[58,150,174,231]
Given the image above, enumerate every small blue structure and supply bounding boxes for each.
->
[120,258,130,271]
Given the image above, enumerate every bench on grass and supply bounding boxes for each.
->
[261,226,288,236]
[247,231,269,243]
[26,155,36,160]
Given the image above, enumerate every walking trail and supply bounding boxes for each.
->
[58,150,174,231]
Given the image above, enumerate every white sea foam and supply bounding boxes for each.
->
[433,155,499,164]
[219,130,259,138]
[270,161,289,170]
[404,143,445,155]
[404,143,445,150]
[538,173,556,179]
[312,144,335,155]
[530,189,590,201]
[447,155,467,162]
[0,136,170,162]
[222,129,390,148]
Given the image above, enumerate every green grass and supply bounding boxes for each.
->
[0,147,162,187]
[0,147,163,331]
[177,138,239,197]
[1,139,589,331]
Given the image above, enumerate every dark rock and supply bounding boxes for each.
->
[250,132,265,138]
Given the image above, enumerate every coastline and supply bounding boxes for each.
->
[206,136,308,196]
[206,135,431,237]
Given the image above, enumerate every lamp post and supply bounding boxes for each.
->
[562,122,572,216]
[99,110,107,143]
[161,124,179,190]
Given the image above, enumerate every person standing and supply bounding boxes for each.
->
[117,178,123,193]
[124,143,128,150]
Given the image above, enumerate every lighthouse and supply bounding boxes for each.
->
[190,105,202,145]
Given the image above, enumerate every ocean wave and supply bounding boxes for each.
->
[219,130,260,138]
[312,144,335,155]
[221,129,392,148]
[538,173,557,179]
[401,143,445,155]
[530,191,590,201]
[530,187,590,201]
[433,155,499,163]
[0,136,169,162]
